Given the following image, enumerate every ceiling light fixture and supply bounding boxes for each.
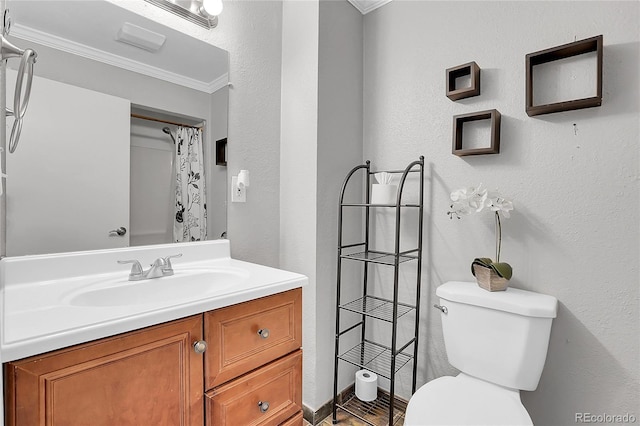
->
[201,0,224,17]
[143,0,222,30]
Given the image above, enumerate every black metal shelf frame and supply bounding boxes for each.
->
[341,250,419,265]
[340,295,415,322]
[335,389,407,426]
[338,340,414,380]
[332,156,425,425]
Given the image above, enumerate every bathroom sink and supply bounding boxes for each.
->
[0,240,308,363]
[67,267,250,307]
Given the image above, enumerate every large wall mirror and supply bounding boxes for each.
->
[3,0,229,256]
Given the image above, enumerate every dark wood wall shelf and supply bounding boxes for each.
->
[446,61,481,101]
[215,138,227,166]
[526,35,603,117]
[452,109,501,156]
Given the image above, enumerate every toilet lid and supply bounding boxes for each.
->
[404,375,533,426]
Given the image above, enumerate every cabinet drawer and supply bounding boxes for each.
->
[206,350,302,426]
[280,411,304,426]
[204,288,302,388]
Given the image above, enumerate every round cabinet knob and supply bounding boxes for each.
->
[257,328,270,339]
[258,401,270,413]
[193,340,207,354]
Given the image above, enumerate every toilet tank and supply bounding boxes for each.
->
[436,281,557,391]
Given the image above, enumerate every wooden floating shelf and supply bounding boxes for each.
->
[446,61,481,101]
[452,109,501,156]
[215,138,227,166]
[526,35,603,117]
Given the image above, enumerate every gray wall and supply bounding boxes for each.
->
[280,0,320,409]
[316,0,364,410]
[111,0,284,267]
[0,0,6,259]
[208,87,229,240]
[0,5,6,424]
[363,1,639,424]
[16,42,213,121]
[278,0,365,411]
[209,1,284,266]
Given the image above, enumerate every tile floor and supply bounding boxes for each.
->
[313,410,405,425]
[304,391,406,426]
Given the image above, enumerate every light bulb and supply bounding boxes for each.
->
[201,0,223,16]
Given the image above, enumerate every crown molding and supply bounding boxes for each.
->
[208,72,229,93]
[347,0,392,15]
[10,23,225,94]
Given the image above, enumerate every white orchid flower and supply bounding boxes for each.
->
[447,185,515,263]
[450,187,468,202]
[449,184,488,214]
[448,200,471,218]
[487,194,514,218]
[468,184,488,212]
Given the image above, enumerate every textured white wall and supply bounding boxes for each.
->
[207,88,229,240]
[316,0,364,410]
[279,1,365,412]
[124,0,284,264]
[212,2,284,266]
[113,0,284,267]
[1,4,6,423]
[363,1,639,424]
[0,0,5,258]
[280,0,320,409]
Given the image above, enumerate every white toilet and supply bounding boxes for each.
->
[405,281,557,426]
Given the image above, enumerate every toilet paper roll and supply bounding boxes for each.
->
[355,369,378,402]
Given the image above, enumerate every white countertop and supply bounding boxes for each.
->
[0,240,307,362]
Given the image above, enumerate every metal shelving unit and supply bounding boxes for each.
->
[332,157,424,425]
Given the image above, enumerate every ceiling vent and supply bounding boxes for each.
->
[116,22,166,52]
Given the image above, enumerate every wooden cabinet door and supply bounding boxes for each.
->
[205,350,302,426]
[204,288,302,388]
[4,315,204,426]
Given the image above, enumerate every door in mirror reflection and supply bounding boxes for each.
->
[5,70,130,256]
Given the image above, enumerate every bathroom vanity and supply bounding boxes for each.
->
[0,240,306,425]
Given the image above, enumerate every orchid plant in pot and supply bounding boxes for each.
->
[447,184,514,291]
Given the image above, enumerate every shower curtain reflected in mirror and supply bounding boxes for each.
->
[174,126,207,242]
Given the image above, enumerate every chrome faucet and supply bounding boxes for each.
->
[118,254,183,281]
[146,258,168,279]
[161,254,183,276]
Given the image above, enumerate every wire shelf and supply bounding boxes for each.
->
[333,158,424,426]
[340,296,415,323]
[338,341,413,380]
[341,250,418,265]
[341,203,421,208]
[334,389,407,426]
